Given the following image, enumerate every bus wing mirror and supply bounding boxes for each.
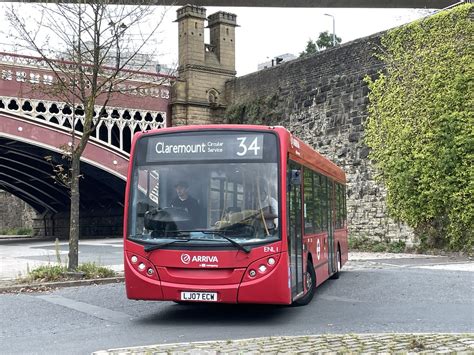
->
[288,169,301,186]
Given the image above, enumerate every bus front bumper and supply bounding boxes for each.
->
[125,256,291,305]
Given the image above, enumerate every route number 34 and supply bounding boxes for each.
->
[236,137,261,156]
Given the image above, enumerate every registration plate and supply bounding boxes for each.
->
[181,291,218,302]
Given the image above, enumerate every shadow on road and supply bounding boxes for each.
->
[135,280,336,326]
[137,302,293,325]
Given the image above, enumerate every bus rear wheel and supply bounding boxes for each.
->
[293,260,316,306]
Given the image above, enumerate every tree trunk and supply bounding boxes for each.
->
[68,153,81,271]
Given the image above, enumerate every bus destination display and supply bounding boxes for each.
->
[146,134,264,162]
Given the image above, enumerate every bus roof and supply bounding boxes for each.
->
[136,124,346,184]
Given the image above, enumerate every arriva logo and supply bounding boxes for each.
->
[181,254,191,264]
[181,254,219,264]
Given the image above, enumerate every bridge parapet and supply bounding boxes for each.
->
[0,51,174,86]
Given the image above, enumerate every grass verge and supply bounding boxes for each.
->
[349,235,407,253]
[20,262,116,284]
[0,227,32,235]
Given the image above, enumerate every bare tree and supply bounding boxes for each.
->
[5,1,168,270]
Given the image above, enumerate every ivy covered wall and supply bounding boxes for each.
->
[365,4,473,250]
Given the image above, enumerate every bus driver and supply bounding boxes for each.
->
[170,180,200,227]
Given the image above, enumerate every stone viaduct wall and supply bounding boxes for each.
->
[226,32,413,241]
[0,190,35,233]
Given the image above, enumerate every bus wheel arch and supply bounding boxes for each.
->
[293,257,316,306]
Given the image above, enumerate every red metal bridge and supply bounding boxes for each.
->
[0,52,172,236]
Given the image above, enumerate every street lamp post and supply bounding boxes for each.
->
[109,21,127,69]
[324,13,336,47]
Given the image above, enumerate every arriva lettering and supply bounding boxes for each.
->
[192,255,218,263]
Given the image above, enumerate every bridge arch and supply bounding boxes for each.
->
[1,109,129,236]
[0,50,172,236]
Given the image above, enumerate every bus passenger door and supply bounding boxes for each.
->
[287,162,304,299]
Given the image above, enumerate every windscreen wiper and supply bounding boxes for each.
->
[143,239,191,252]
[172,230,250,254]
[200,231,251,254]
[130,232,250,254]
[128,235,191,252]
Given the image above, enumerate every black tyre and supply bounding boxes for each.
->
[293,260,316,306]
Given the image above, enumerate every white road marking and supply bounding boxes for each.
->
[37,294,132,323]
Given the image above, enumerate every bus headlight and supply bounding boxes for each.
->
[243,253,281,282]
[126,252,159,280]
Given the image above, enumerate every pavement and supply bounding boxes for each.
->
[93,333,474,354]
[0,235,124,283]
[1,235,473,354]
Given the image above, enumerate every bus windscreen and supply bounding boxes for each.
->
[128,131,280,248]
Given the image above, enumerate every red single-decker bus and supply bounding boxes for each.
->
[124,125,348,305]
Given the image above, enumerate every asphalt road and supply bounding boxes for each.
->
[1,255,473,355]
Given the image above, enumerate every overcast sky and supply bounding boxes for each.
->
[0,4,432,77]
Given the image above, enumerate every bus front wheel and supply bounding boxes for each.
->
[293,260,316,306]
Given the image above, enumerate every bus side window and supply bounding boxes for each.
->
[303,169,315,235]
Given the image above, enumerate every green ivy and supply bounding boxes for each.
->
[225,93,282,126]
[365,4,473,251]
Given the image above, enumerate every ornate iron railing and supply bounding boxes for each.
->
[0,95,167,155]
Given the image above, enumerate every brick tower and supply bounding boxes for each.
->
[172,5,238,125]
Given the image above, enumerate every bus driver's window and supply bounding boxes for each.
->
[257,179,279,234]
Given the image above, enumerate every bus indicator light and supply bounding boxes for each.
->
[249,269,257,277]
[147,268,154,276]
[258,265,267,273]
[138,263,146,271]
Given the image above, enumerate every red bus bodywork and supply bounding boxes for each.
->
[124,125,348,305]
